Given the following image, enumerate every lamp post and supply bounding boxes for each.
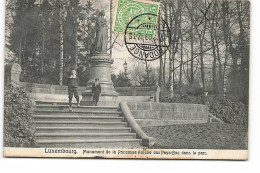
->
[123,61,128,77]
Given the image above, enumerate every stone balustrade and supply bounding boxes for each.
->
[5,63,160,103]
[17,82,159,103]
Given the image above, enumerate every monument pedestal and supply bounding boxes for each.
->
[80,53,119,106]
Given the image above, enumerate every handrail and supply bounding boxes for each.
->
[119,101,156,147]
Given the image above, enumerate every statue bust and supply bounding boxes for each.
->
[92,10,108,54]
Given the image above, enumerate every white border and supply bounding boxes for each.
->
[1,0,260,172]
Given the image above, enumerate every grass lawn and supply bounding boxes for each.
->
[142,123,248,149]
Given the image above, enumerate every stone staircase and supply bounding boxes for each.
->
[33,101,142,148]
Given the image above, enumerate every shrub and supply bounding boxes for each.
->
[174,83,203,96]
[161,93,203,105]
[4,84,36,147]
[208,97,248,126]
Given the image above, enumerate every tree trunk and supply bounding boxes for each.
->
[168,0,182,97]
[145,60,150,86]
[179,37,183,85]
[220,1,232,98]
[158,9,163,88]
[74,18,78,70]
[110,0,113,57]
[200,41,206,94]
[22,34,27,75]
[165,2,173,95]
[210,3,218,95]
[41,29,45,77]
[190,25,194,84]
[59,6,64,86]
[214,17,223,93]
[163,52,166,89]
[211,37,217,95]
[179,7,183,85]
[162,3,167,89]
[18,36,22,65]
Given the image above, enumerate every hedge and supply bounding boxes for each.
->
[4,84,36,147]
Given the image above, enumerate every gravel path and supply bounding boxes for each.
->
[143,123,248,149]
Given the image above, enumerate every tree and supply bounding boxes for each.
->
[219,0,250,102]
[7,0,96,85]
[129,61,158,87]
[6,0,250,105]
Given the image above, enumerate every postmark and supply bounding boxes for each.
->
[113,0,160,34]
[124,13,171,61]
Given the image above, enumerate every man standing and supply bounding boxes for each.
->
[92,78,101,106]
[68,69,80,111]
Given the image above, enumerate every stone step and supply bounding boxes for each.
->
[37,139,142,148]
[33,101,141,148]
[35,101,79,106]
[34,110,121,116]
[34,105,119,112]
[34,121,127,128]
[33,115,124,122]
[36,127,132,133]
[36,133,136,140]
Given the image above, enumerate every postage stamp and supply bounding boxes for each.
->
[124,13,171,61]
[113,0,160,34]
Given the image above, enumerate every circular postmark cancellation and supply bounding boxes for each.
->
[124,13,171,61]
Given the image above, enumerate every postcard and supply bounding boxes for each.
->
[3,0,249,160]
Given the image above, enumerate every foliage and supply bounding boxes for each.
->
[112,73,132,87]
[129,62,158,87]
[4,84,36,147]
[7,0,96,85]
[208,97,248,126]
[8,0,60,84]
[160,92,203,105]
[174,82,203,96]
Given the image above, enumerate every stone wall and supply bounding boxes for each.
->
[116,86,159,102]
[127,102,208,127]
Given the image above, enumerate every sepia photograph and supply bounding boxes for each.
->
[3,0,249,160]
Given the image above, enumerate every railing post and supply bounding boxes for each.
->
[131,86,137,96]
[155,86,160,103]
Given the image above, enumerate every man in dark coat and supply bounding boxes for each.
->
[92,78,101,106]
[68,69,80,111]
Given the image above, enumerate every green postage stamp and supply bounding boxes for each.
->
[113,0,160,34]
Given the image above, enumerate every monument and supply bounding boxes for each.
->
[80,11,119,106]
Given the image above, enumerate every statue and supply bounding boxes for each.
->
[81,10,118,106]
[92,11,108,54]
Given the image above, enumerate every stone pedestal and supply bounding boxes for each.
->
[80,53,119,106]
[5,63,22,86]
